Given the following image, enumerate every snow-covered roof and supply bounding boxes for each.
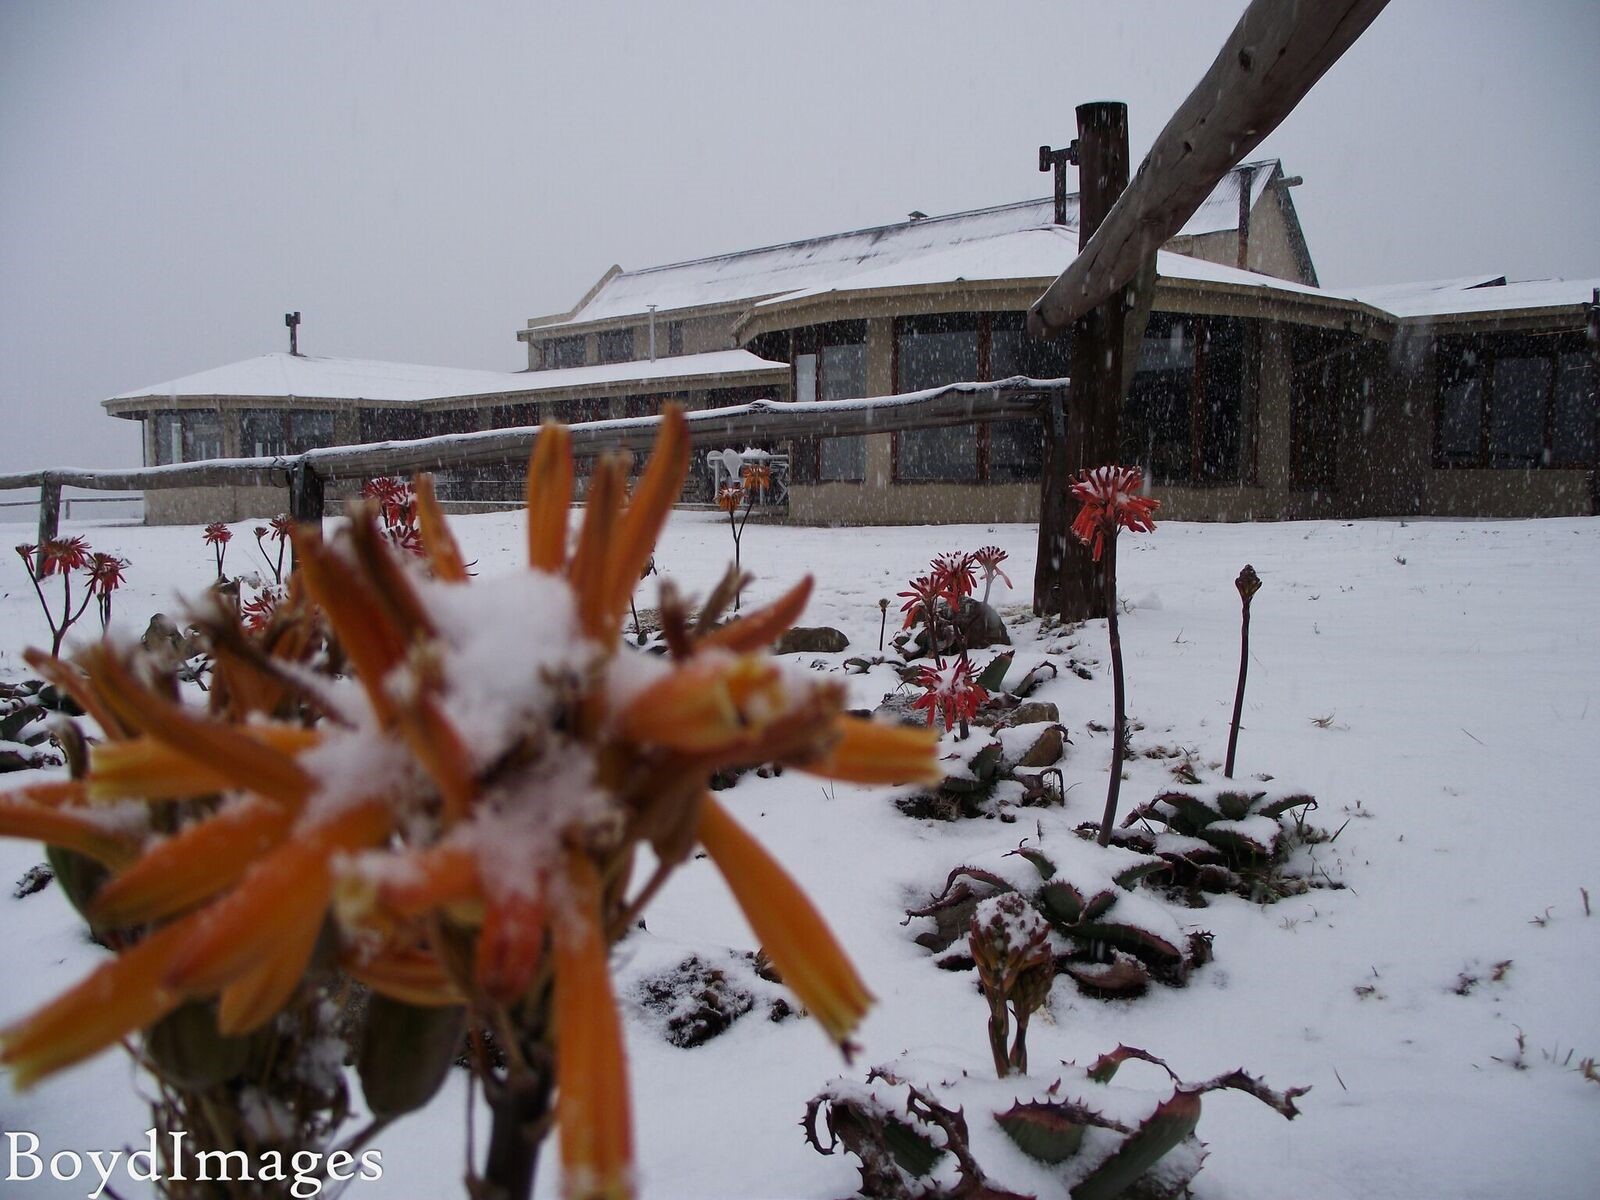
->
[540,161,1282,327]
[748,224,1361,312]
[1347,276,1600,320]
[1342,275,1507,308]
[105,349,785,407]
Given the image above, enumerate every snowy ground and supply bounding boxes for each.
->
[1,510,1596,1199]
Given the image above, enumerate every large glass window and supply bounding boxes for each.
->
[242,409,335,457]
[1554,351,1598,466]
[545,336,586,370]
[1489,356,1551,467]
[895,315,979,482]
[1434,334,1594,468]
[790,323,867,483]
[597,328,634,364]
[151,411,223,464]
[1289,329,1348,490]
[986,316,1052,483]
[1123,314,1196,483]
[1121,314,1246,485]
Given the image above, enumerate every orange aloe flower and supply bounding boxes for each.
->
[0,405,938,1200]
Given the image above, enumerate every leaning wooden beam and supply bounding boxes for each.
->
[0,378,1063,494]
[1029,0,1391,337]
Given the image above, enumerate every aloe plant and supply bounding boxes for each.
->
[1120,778,1318,902]
[806,1052,1306,1200]
[907,844,1208,999]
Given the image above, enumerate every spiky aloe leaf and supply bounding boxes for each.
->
[975,651,1015,692]
[1080,888,1120,922]
[994,1099,1098,1163]
[1258,793,1317,820]
[1013,661,1057,698]
[1072,1089,1203,1200]
[1150,791,1218,835]
[1085,1045,1178,1085]
[1076,919,1183,964]
[1112,859,1168,890]
[1007,845,1056,881]
[1037,879,1084,926]
[1199,825,1276,861]
[357,995,466,1119]
[1065,957,1151,999]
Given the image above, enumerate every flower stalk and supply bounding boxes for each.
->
[1224,564,1261,779]
[1068,465,1159,847]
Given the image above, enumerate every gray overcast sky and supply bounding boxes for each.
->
[2,1,1597,473]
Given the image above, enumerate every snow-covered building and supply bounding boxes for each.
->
[104,159,1598,524]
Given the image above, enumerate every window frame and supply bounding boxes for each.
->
[1431,332,1596,470]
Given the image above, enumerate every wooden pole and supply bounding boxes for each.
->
[1029,0,1391,336]
[289,460,324,525]
[36,476,61,569]
[1035,101,1134,621]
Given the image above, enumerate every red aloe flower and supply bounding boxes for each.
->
[15,543,37,570]
[897,574,944,631]
[87,554,128,595]
[716,484,743,514]
[241,589,278,633]
[972,546,1014,600]
[931,552,976,607]
[361,477,411,528]
[40,537,93,577]
[911,657,988,735]
[268,514,294,541]
[1069,465,1159,563]
[202,522,233,547]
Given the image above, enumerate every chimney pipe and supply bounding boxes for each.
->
[285,311,302,356]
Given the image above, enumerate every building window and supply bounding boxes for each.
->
[545,336,586,370]
[241,409,335,457]
[791,323,868,483]
[151,410,223,464]
[891,313,1064,485]
[668,322,684,356]
[1289,328,1350,491]
[597,328,635,364]
[1434,334,1596,468]
[1122,313,1246,485]
[895,314,980,483]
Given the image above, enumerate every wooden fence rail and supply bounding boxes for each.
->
[1,378,1064,547]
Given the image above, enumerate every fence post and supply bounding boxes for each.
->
[36,475,61,569]
[289,460,325,525]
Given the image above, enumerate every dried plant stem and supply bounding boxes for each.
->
[1097,537,1126,847]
